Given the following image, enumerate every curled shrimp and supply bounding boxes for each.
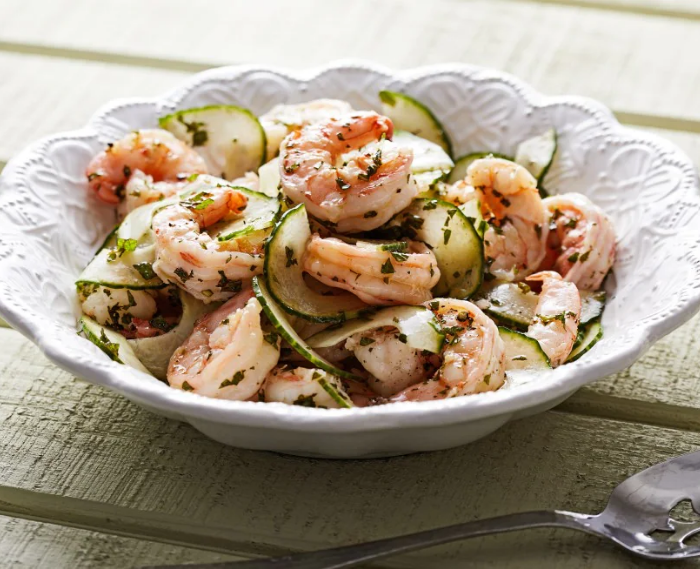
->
[168,288,280,399]
[448,158,548,280]
[86,129,207,205]
[80,285,157,332]
[540,193,616,291]
[346,327,440,397]
[303,236,440,306]
[152,179,264,303]
[391,299,505,402]
[260,98,354,159]
[263,366,353,408]
[526,271,581,367]
[279,111,418,233]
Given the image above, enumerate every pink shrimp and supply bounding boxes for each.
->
[279,111,418,233]
[86,129,207,205]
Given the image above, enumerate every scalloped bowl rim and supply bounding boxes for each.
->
[1,60,699,434]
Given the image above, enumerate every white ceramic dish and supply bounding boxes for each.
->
[1,61,699,458]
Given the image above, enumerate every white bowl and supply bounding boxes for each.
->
[1,61,699,458]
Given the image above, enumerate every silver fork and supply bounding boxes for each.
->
[145,449,700,568]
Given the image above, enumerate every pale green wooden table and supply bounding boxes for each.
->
[2,0,700,566]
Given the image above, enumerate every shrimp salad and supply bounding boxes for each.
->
[77,91,616,409]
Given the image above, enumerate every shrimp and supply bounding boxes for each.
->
[262,366,353,408]
[279,111,418,233]
[540,193,616,291]
[390,299,505,402]
[152,178,265,303]
[168,289,280,400]
[526,271,581,367]
[303,236,440,306]
[260,98,354,159]
[80,285,157,332]
[447,158,548,281]
[86,129,208,205]
[346,327,440,397]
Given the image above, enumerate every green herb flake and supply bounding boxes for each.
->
[568,252,580,263]
[175,267,193,283]
[217,271,242,293]
[98,329,120,361]
[336,177,350,191]
[293,393,318,407]
[442,228,452,245]
[181,381,194,392]
[359,337,375,347]
[284,246,298,268]
[380,259,395,274]
[220,370,245,389]
[133,262,156,280]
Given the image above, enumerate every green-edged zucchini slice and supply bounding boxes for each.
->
[477,282,539,331]
[388,199,483,299]
[499,327,551,371]
[458,198,487,238]
[307,305,444,354]
[252,277,359,379]
[580,290,606,325]
[127,290,215,380]
[257,157,282,198]
[515,129,557,197]
[447,152,512,185]
[76,246,165,291]
[567,320,603,362]
[159,105,267,181]
[379,91,452,157]
[393,130,453,195]
[80,316,151,374]
[264,204,369,322]
[206,186,280,242]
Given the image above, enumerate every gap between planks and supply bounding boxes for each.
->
[0,39,698,138]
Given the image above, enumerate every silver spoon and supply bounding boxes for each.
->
[145,449,700,568]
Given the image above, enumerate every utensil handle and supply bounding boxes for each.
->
[143,510,594,569]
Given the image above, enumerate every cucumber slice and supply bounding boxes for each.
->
[127,290,215,380]
[393,130,453,194]
[80,316,150,374]
[499,327,551,370]
[388,199,483,299]
[264,204,369,323]
[206,187,280,242]
[258,157,282,198]
[458,198,487,238]
[515,129,557,197]
[252,277,359,379]
[478,282,538,331]
[580,290,606,325]
[379,91,452,157]
[159,105,267,181]
[97,225,119,252]
[307,306,444,354]
[264,367,353,409]
[76,246,165,291]
[447,152,512,185]
[566,320,603,362]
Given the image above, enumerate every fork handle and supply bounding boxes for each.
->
[143,510,595,569]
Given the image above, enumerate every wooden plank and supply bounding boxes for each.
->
[0,327,700,567]
[0,515,240,568]
[0,0,699,129]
